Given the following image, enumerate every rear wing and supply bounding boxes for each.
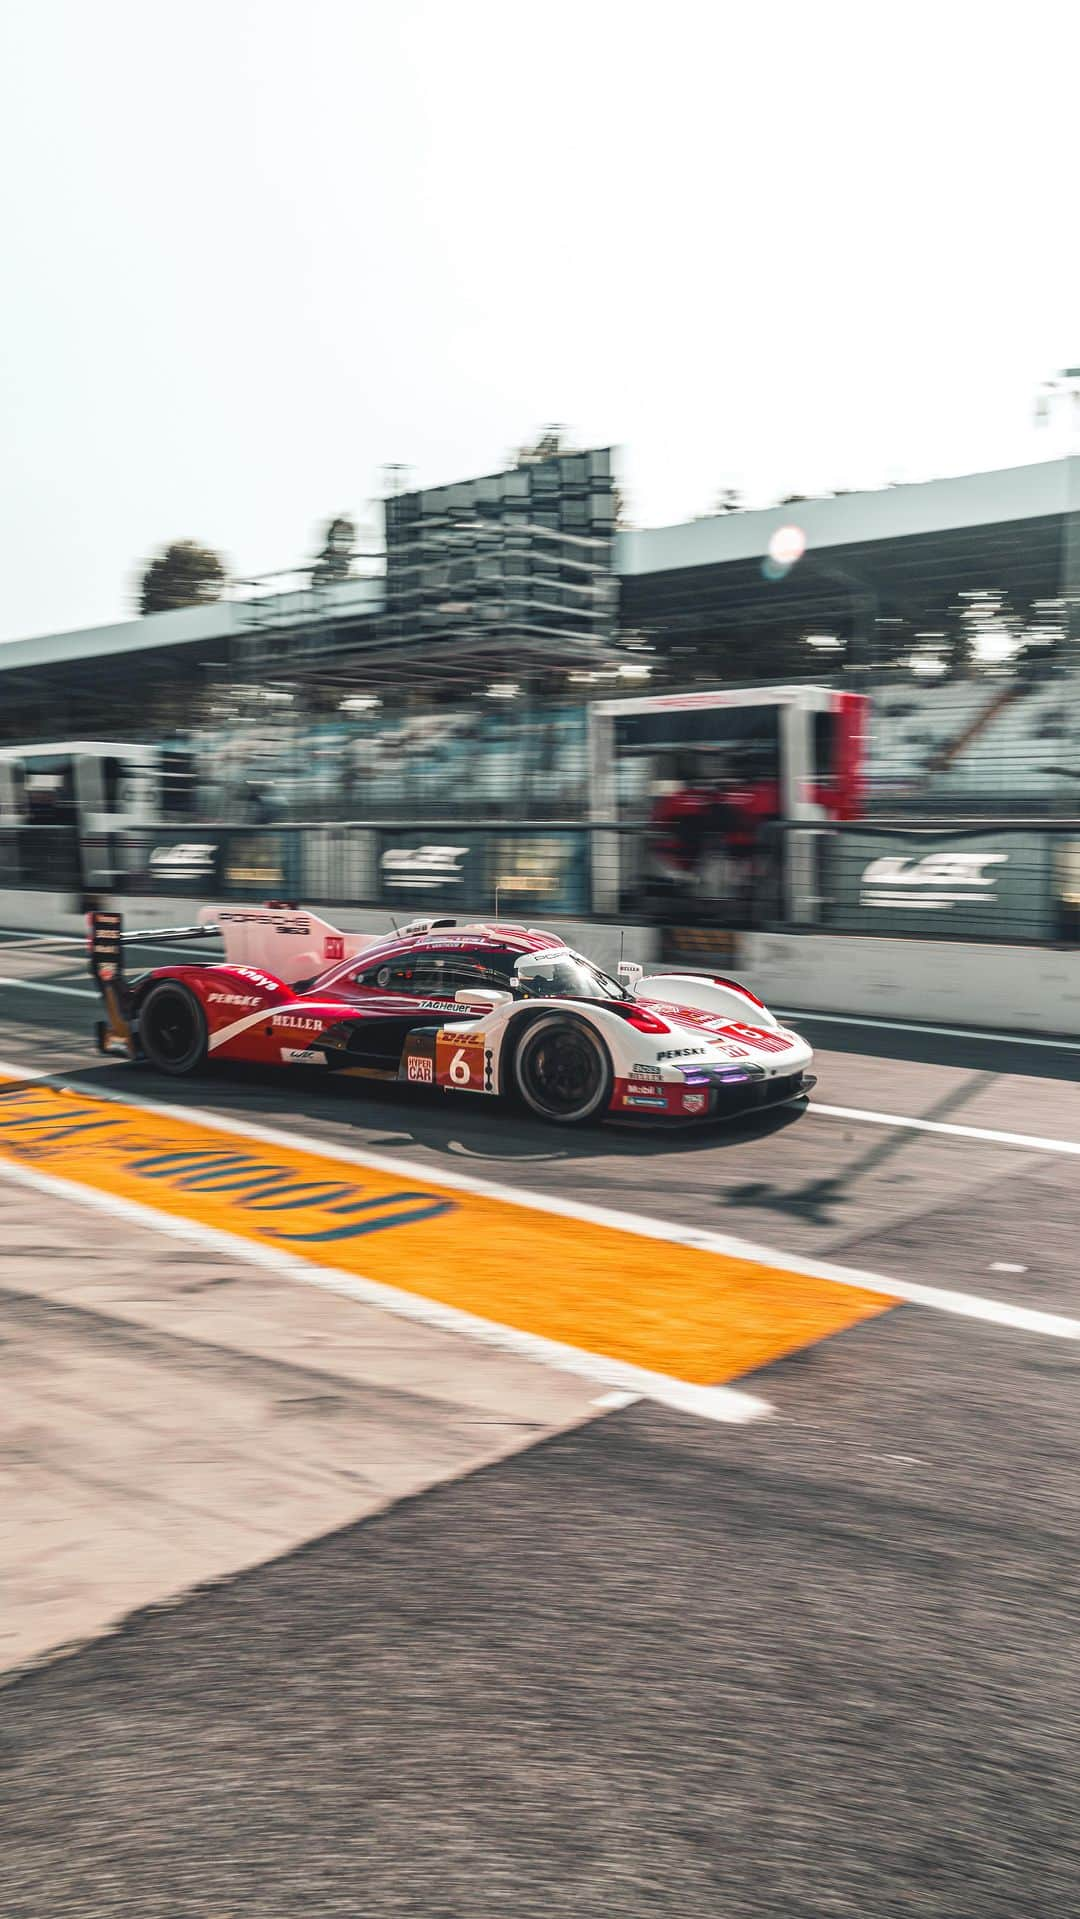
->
[86,911,219,1056]
[204,904,378,986]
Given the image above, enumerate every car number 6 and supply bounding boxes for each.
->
[449,1047,472,1085]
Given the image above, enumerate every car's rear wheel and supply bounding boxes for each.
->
[138,982,208,1076]
[512,1014,613,1125]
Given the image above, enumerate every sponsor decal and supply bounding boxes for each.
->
[207,992,260,1008]
[681,1092,708,1116]
[628,1079,664,1096]
[223,835,285,888]
[625,1094,669,1110]
[217,911,311,934]
[630,1062,661,1079]
[280,1046,325,1065]
[661,925,739,967]
[860,851,1008,909]
[272,1015,326,1034]
[323,935,345,961]
[231,967,279,990]
[656,1045,706,1061]
[488,835,586,912]
[406,1056,434,1084]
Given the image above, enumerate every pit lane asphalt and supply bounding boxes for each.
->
[0,946,1077,1916]
[0,934,1077,1316]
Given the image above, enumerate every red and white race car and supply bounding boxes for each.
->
[89,905,815,1126]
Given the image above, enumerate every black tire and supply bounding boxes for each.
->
[512,1014,613,1125]
[138,981,208,1076]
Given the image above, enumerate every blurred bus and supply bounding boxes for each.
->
[0,741,196,889]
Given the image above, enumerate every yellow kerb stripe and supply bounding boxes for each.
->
[0,1079,895,1384]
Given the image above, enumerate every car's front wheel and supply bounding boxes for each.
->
[138,981,208,1076]
[512,1014,613,1125]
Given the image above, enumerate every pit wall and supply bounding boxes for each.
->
[1,891,1077,1039]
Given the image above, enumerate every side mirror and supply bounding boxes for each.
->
[454,987,512,1010]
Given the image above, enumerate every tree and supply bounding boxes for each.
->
[138,539,226,615]
[312,515,356,586]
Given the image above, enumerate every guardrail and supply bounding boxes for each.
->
[1,818,1076,947]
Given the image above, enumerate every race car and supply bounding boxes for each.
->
[88,904,815,1126]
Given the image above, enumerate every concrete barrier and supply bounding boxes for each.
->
[741,930,1080,1038]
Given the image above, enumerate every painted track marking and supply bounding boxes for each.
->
[0,1072,893,1396]
[811,1102,1080,1157]
[0,1153,769,1426]
[0,1063,1076,1344]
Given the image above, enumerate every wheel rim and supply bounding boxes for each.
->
[522,1025,604,1119]
[148,991,196,1065]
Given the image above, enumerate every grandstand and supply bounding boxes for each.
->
[868,673,1080,812]
[1,454,1078,820]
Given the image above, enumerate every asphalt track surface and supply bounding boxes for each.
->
[2,934,1078,1916]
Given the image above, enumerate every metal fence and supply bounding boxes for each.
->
[1,818,1077,947]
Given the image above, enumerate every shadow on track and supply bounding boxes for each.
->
[12,1056,810,1167]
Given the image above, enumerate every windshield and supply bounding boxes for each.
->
[513,950,624,1001]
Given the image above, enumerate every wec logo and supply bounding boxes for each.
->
[861,851,1008,908]
[381,845,469,888]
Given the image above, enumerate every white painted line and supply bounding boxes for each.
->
[0,1152,772,1427]
[778,1008,1080,1052]
[1,1060,1077,1346]
[0,934,89,951]
[991,1262,1027,1274]
[812,1102,1080,1158]
[0,975,96,1000]
[0,930,217,962]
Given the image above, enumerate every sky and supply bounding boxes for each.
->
[1,0,1079,645]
